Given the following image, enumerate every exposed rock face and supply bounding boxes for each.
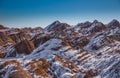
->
[0,38,4,46]
[75,21,92,29]
[9,32,31,43]
[0,52,6,58]
[0,31,7,42]
[0,26,43,58]
[32,34,50,47]
[107,19,120,28]
[108,34,120,41]
[0,60,21,77]
[90,20,106,33]
[0,20,120,78]
[15,39,35,54]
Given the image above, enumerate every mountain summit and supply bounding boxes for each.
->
[45,20,70,31]
[45,20,61,30]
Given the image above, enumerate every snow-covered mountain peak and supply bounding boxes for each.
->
[44,20,61,30]
[107,19,120,28]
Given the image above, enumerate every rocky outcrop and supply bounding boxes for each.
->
[15,39,35,54]
[0,38,4,46]
[107,19,120,28]
[9,32,31,43]
[0,52,6,58]
[77,37,89,48]
[0,31,13,45]
[9,68,32,78]
[84,69,98,78]
[108,34,120,41]
[32,34,50,47]
[90,20,106,33]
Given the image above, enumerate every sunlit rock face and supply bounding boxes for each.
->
[0,20,120,78]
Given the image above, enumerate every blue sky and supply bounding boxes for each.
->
[0,0,120,28]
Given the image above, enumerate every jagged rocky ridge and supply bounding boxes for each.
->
[0,19,120,78]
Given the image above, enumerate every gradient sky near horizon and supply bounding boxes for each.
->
[0,0,120,28]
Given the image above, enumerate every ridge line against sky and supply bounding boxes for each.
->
[0,0,120,28]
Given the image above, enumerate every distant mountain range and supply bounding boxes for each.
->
[0,19,120,78]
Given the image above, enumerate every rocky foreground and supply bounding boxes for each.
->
[0,19,120,78]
